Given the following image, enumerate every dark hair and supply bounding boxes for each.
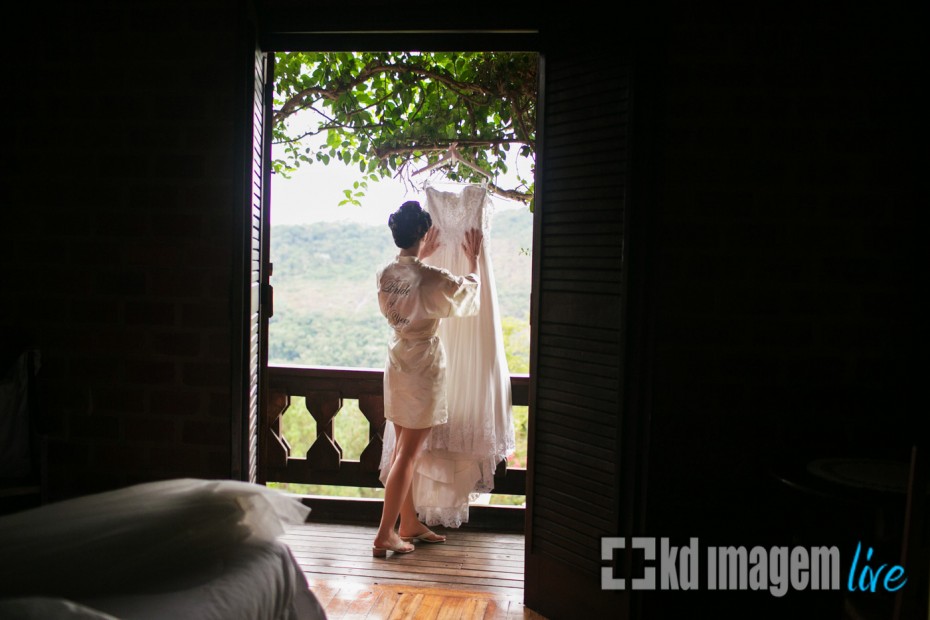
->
[388,200,432,249]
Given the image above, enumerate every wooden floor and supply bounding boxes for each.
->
[280,522,547,619]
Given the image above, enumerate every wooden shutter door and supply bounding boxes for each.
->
[249,49,275,485]
[233,26,272,484]
[524,29,638,620]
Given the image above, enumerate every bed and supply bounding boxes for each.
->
[0,478,326,619]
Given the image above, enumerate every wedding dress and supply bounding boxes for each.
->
[379,183,515,528]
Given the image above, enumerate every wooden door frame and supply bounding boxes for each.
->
[233,5,654,618]
[248,17,545,494]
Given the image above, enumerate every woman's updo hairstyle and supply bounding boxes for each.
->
[388,200,432,249]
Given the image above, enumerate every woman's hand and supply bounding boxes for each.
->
[462,228,483,272]
[418,227,441,260]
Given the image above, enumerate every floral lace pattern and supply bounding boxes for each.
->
[424,184,494,238]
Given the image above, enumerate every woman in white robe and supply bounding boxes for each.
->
[372,200,483,557]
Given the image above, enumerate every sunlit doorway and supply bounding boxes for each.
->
[263,50,538,515]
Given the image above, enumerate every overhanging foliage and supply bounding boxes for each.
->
[272,51,537,206]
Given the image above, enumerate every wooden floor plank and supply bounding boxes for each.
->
[463,598,488,619]
[284,535,523,553]
[288,545,521,559]
[435,595,467,620]
[285,534,525,552]
[390,592,423,619]
[363,586,402,620]
[410,593,444,620]
[296,558,523,585]
[303,567,518,594]
[289,550,524,574]
[303,565,517,588]
[283,522,546,619]
[288,545,522,560]
[282,523,523,594]
[285,528,523,547]
[290,544,516,566]
[482,598,510,620]
[339,586,382,620]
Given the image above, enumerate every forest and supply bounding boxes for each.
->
[267,203,533,505]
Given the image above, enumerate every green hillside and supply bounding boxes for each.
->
[268,206,534,369]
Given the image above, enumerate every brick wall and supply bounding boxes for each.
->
[2,1,243,498]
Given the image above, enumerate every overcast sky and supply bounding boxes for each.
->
[270,138,531,227]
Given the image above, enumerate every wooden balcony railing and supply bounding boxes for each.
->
[263,365,528,498]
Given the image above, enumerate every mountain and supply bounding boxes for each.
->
[268,206,534,369]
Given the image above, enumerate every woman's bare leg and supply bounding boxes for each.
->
[399,484,419,529]
[383,425,418,536]
[374,424,431,552]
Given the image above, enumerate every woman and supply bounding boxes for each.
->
[373,200,483,557]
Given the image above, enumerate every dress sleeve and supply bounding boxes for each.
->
[422,267,480,318]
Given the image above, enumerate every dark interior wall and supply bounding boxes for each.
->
[2,1,244,498]
[640,1,919,549]
[634,6,919,617]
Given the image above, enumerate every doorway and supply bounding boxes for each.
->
[256,46,540,523]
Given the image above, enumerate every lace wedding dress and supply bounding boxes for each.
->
[379,183,515,528]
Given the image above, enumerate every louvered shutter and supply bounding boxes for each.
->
[524,43,633,619]
[235,45,272,485]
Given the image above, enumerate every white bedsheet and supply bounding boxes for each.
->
[0,479,326,620]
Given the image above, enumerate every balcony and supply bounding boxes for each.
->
[263,365,529,531]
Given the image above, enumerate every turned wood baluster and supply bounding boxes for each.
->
[304,391,343,471]
[357,393,386,473]
[265,388,291,468]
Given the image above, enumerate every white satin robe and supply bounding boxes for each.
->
[377,255,479,429]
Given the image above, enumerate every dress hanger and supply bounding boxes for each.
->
[412,143,491,181]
